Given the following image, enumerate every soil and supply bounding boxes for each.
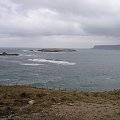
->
[14,101,120,120]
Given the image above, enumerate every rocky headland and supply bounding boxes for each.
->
[93,45,120,50]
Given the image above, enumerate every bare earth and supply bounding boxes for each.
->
[16,102,120,120]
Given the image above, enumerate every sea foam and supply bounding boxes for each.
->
[19,54,36,57]
[22,50,29,52]
[20,63,44,66]
[28,59,76,65]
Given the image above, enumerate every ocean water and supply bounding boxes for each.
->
[0,48,120,92]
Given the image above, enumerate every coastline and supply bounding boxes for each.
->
[0,85,120,120]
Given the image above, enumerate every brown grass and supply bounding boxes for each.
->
[0,86,120,120]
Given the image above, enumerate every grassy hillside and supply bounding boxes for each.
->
[0,86,120,120]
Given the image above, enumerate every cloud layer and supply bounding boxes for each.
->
[0,0,120,47]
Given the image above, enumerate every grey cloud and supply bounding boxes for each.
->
[0,0,84,37]
[0,0,120,47]
[12,0,119,16]
[0,0,120,37]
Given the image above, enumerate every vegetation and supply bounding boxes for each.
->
[0,86,120,120]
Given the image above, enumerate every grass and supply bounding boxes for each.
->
[0,86,120,119]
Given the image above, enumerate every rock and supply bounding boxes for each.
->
[0,52,19,56]
[37,48,76,52]
[67,103,74,106]
[29,50,34,51]
[28,100,36,105]
[7,114,15,120]
[2,52,7,55]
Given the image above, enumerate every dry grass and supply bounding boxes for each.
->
[0,86,120,120]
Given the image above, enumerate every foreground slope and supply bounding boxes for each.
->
[0,86,120,120]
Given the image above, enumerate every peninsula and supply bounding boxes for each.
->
[37,48,76,52]
[93,45,120,50]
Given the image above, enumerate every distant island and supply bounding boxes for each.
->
[0,52,19,56]
[93,45,120,50]
[37,48,76,52]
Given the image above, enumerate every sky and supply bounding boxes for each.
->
[0,0,120,48]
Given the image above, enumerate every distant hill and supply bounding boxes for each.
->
[93,45,120,50]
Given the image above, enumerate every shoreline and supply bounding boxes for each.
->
[0,84,120,92]
[1,84,119,93]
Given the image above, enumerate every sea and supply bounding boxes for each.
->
[0,48,120,92]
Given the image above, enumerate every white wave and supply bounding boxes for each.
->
[19,54,36,57]
[33,50,39,52]
[28,59,76,65]
[19,54,24,56]
[20,63,44,66]
[22,50,36,52]
[24,54,36,57]
[22,50,28,52]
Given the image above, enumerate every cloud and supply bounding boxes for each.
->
[0,0,120,47]
[1,0,120,37]
[0,0,84,37]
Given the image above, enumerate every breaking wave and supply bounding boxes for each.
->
[20,63,44,66]
[19,54,36,57]
[22,50,29,52]
[28,59,76,65]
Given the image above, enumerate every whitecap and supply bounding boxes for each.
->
[19,54,24,56]
[28,59,76,65]
[22,50,28,52]
[24,54,36,57]
[20,63,44,66]
[33,50,39,52]
[19,54,36,57]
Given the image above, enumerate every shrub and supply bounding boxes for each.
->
[19,92,29,98]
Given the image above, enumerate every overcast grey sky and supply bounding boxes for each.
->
[0,0,120,48]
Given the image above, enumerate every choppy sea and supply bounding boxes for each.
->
[0,48,120,92]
